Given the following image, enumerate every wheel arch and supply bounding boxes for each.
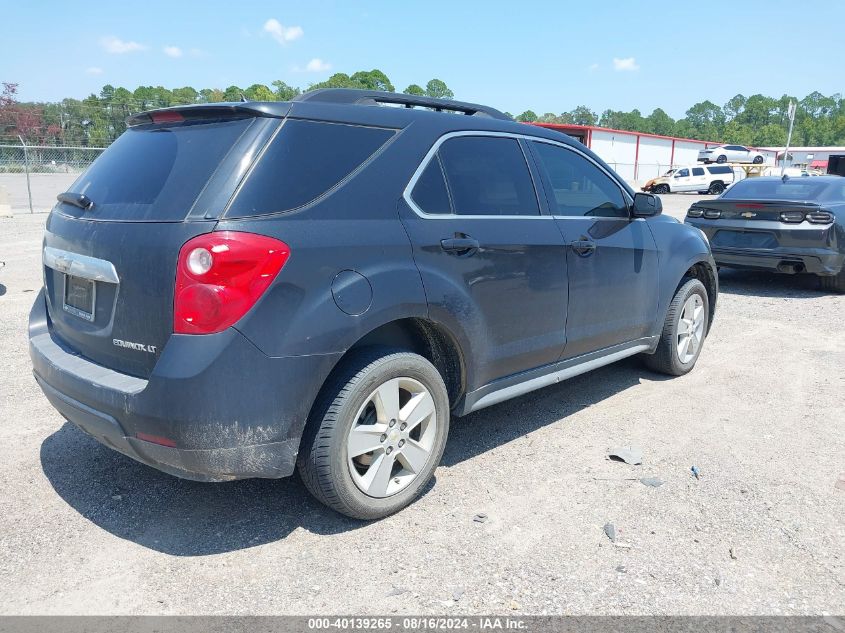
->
[674,259,718,335]
[320,317,468,413]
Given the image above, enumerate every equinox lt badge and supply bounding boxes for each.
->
[113,339,157,354]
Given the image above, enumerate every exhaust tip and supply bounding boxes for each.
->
[777,261,804,274]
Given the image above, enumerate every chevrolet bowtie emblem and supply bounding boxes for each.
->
[741,211,757,218]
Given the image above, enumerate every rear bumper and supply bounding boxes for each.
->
[709,247,844,275]
[29,291,341,481]
[686,218,844,275]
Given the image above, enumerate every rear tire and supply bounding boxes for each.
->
[297,348,450,520]
[641,278,709,376]
[708,181,725,195]
[716,155,727,164]
[818,269,845,294]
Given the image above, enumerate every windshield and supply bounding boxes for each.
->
[722,179,827,201]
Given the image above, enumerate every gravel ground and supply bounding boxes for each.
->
[0,198,843,615]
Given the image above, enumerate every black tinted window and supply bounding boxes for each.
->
[531,142,627,217]
[438,136,539,216]
[411,155,451,214]
[722,179,827,201]
[228,120,394,217]
[707,165,732,174]
[692,167,705,176]
[67,119,253,221]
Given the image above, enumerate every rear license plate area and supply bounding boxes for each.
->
[63,274,95,322]
[712,230,777,249]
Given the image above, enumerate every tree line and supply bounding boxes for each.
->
[2,70,844,149]
[515,91,845,147]
[0,70,454,147]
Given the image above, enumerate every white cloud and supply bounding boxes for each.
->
[163,45,183,58]
[86,67,104,75]
[305,58,331,72]
[262,18,303,44]
[612,57,640,72]
[587,63,599,72]
[100,35,147,54]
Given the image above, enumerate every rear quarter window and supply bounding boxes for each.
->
[227,120,395,217]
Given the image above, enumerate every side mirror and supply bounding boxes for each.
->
[632,192,662,218]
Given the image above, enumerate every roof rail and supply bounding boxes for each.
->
[293,89,512,121]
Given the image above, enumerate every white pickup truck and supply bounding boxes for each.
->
[643,164,736,195]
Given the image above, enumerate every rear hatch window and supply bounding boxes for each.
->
[59,118,256,222]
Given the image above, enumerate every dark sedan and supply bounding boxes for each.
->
[685,176,845,292]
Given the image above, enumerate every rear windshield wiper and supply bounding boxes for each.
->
[56,191,94,210]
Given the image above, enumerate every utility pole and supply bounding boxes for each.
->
[781,101,796,177]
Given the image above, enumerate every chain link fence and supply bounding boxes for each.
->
[0,139,105,214]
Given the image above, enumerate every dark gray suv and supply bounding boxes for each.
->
[29,89,718,519]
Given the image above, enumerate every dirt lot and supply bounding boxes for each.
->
[0,197,843,615]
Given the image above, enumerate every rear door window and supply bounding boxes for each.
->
[692,167,705,176]
[228,120,395,217]
[64,118,255,222]
[411,155,452,214]
[438,136,540,216]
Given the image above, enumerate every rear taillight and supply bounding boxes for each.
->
[703,209,721,219]
[687,207,703,218]
[780,210,804,223]
[806,210,834,224]
[174,232,290,334]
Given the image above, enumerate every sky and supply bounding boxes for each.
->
[2,0,843,119]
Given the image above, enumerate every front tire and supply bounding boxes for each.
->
[654,184,670,195]
[753,155,764,164]
[818,269,845,293]
[642,278,709,376]
[298,348,450,520]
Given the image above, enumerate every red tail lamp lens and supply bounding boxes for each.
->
[174,232,290,334]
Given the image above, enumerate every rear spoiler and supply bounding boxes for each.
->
[126,103,292,127]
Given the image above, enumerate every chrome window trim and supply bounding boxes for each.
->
[403,130,635,220]
[43,247,119,284]
[403,130,550,220]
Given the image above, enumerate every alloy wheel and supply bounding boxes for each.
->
[346,377,438,498]
[676,294,705,364]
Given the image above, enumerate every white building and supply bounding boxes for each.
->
[759,146,845,171]
[532,123,779,184]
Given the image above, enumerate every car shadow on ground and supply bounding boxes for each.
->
[40,423,368,556]
[40,357,668,556]
[717,268,828,298]
[443,357,668,467]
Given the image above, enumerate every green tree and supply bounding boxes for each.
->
[244,84,276,101]
[516,110,537,123]
[171,86,199,105]
[350,69,394,92]
[644,108,675,136]
[424,79,453,99]
[403,84,425,96]
[223,85,244,102]
[271,80,300,101]
[570,105,597,126]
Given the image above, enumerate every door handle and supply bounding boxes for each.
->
[571,239,597,256]
[440,235,479,255]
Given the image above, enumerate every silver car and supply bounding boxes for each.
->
[698,144,765,164]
